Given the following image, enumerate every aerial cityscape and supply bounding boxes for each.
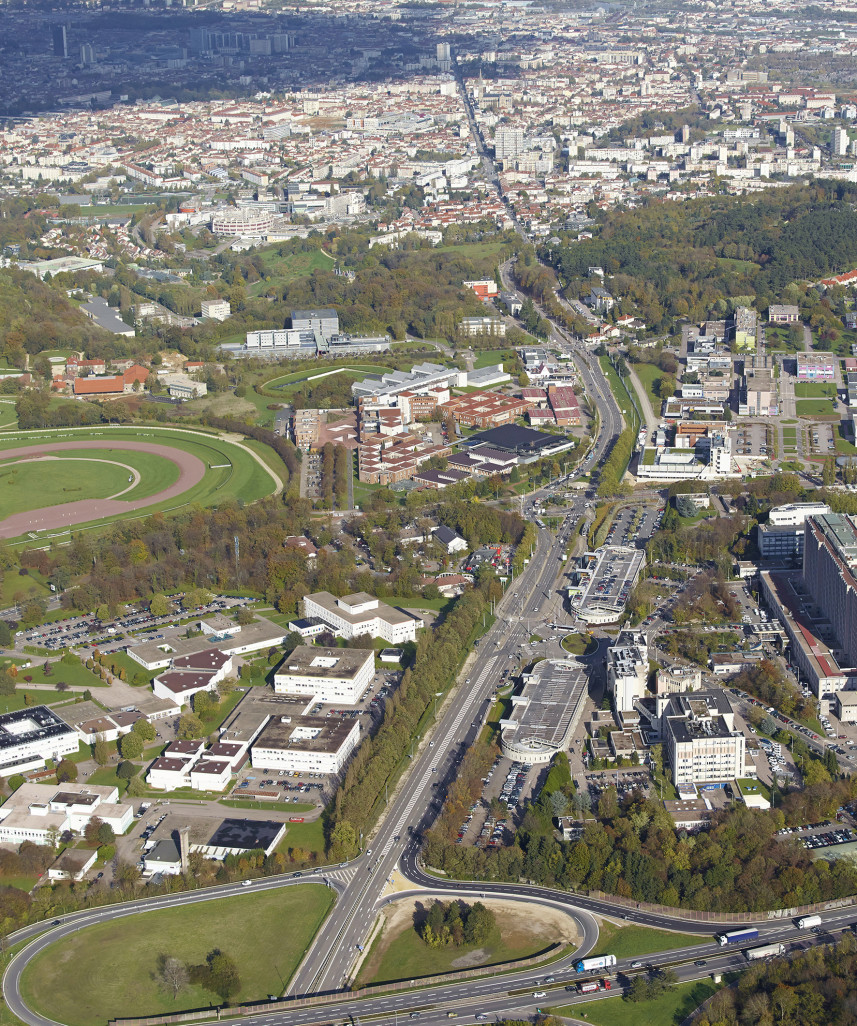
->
[3,0,857,1024]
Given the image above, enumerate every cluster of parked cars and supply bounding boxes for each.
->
[500,764,531,811]
[801,827,854,850]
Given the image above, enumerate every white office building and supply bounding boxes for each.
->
[768,502,831,527]
[274,647,374,705]
[607,632,649,713]
[251,715,361,775]
[659,692,747,785]
[0,782,132,845]
[0,707,79,777]
[303,592,418,644]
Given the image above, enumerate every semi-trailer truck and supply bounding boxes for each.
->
[746,943,786,961]
[796,915,822,930]
[716,928,759,946]
[575,954,617,972]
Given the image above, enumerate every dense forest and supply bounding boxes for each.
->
[546,181,857,332]
[693,935,857,1026]
[423,775,857,913]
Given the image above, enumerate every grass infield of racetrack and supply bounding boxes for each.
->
[0,426,280,541]
[19,885,334,1026]
[0,450,182,518]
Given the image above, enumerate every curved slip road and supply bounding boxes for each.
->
[0,441,206,538]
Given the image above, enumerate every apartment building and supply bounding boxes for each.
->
[803,513,857,668]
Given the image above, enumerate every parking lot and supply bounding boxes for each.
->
[605,502,664,549]
[734,423,772,458]
[18,595,250,653]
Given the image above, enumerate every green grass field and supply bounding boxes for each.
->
[276,816,326,861]
[589,921,705,959]
[1,655,106,691]
[561,633,597,656]
[0,426,278,541]
[0,568,51,606]
[0,449,181,516]
[796,399,837,416]
[250,248,335,296]
[794,382,838,398]
[631,362,664,418]
[358,907,565,986]
[550,979,719,1026]
[20,885,334,1026]
[473,349,513,369]
[264,364,393,396]
[0,459,132,517]
[0,404,18,431]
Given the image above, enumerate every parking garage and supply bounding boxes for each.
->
[570,545,646,625]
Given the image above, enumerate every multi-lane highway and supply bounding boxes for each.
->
[6,505,857,1025]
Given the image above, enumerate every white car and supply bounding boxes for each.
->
[241,880,252,887]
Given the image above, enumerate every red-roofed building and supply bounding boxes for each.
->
[73,375,125,397]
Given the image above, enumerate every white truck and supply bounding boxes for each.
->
[746,943,786,961]
[575,954,617,973]
[796,915,822,930]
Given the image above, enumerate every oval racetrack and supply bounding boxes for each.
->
[0,441,207,538]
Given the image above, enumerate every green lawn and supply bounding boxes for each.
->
[589,921,705,960]
[835,426,857,455]
[561,633,597,656]
[276,816,326,861]
[0,404,18,431]
[716,257,759,273]
[632,362,664,418]
[20,885,334,1026]
[359,909,564,986]
[104,650,156,685]
[87,764,131,795]
[252,246,334,290]
[0,568,51,606]
[796,399,836,416]
[473,349,513,369]
[794,381,838,398]
[0,691,88,714]
[0,459,134,517]
[6,655,105,691]
[550,979,719,1026]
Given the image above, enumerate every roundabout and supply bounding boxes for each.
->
[0,426,283,541]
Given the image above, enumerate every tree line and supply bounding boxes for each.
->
[422,779,857,913]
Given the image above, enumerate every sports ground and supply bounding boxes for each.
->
[0,425,283,541]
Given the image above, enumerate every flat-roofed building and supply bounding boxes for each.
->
[0,706,79,777]
[770,502,832,526]
[251,714,360,775]
[0,782,132,845]
[768,304,800,323]
[835,691,857,723]
[303,591,418,644]
[796,352,836,382]
[803,513,857,669]
[274,646,374,704]
[499,659,588,765]
[607,631,649,712]
[658,691,746,784]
